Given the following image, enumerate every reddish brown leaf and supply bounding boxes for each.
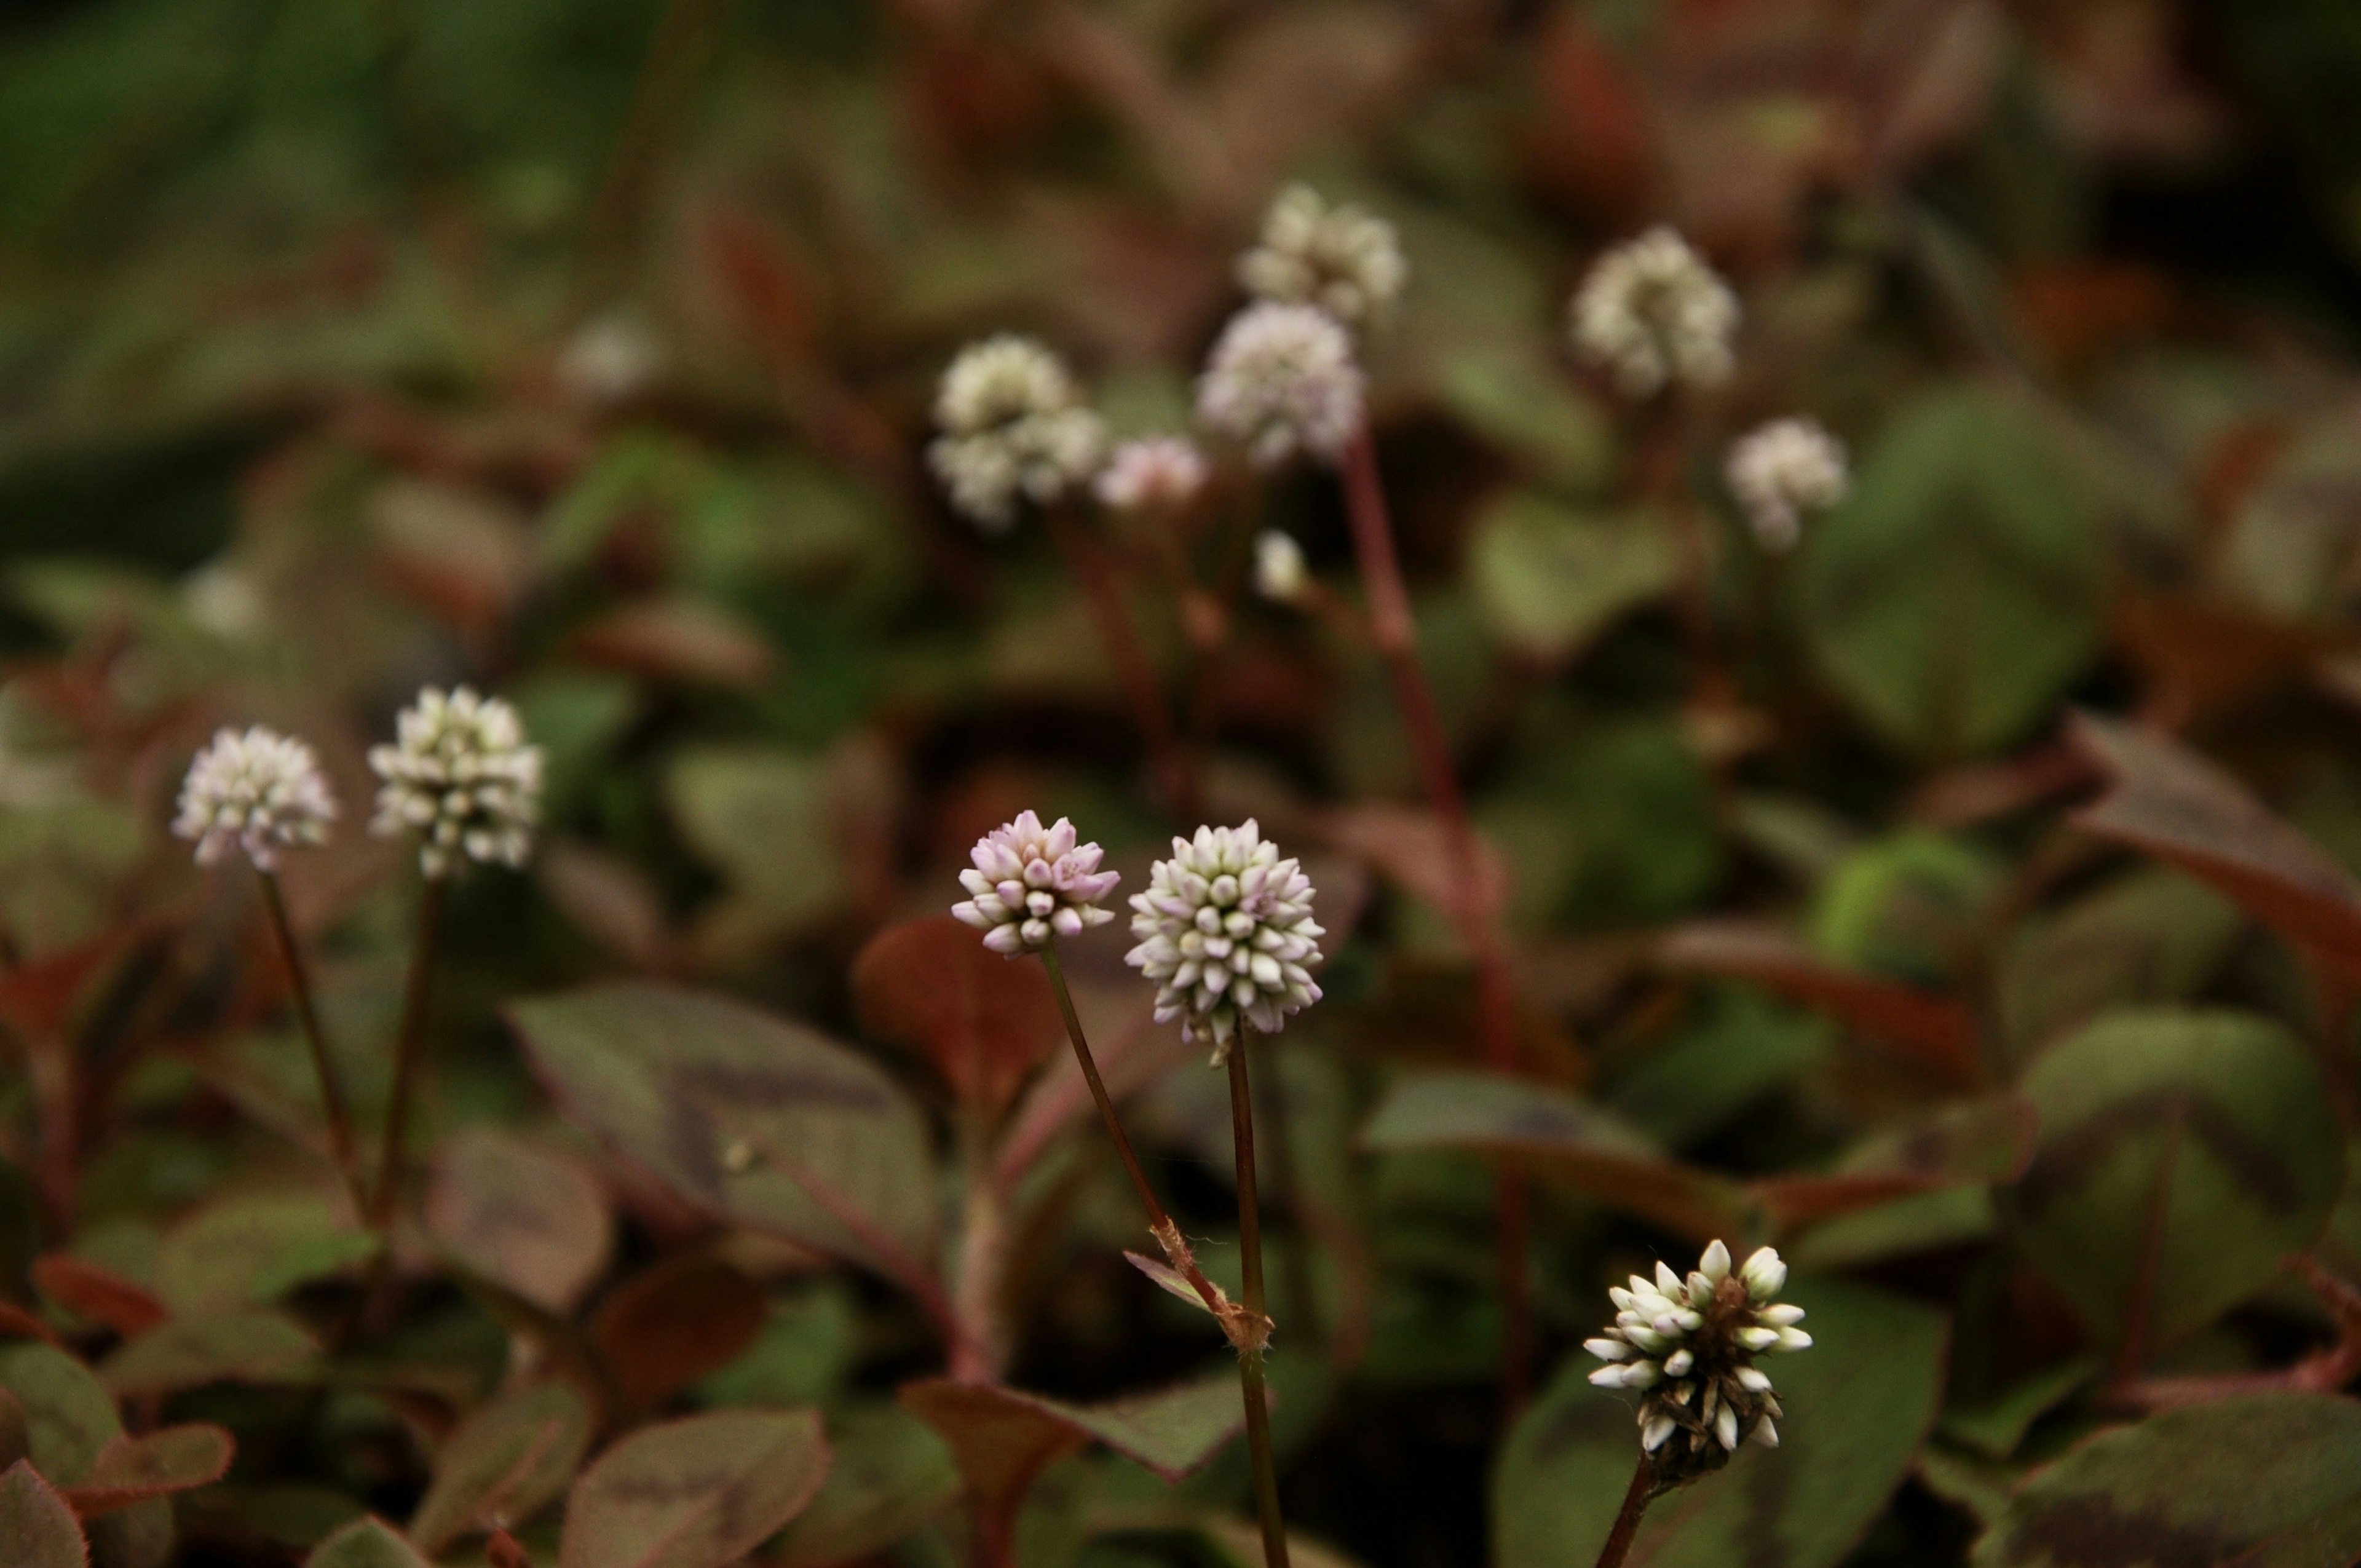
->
[0,932,136,1043]
[587,1255,764,1410]
[0,1303,63,1348]
[1321,804,1508,925]
[58,1424,234,1519]
[2113,596,2352,719]
[565,600,773,689]
[852,916,1063,1121]
[31,1257,167,1339]
[424,1128,614,1317]
[1756,1098,2037,1225]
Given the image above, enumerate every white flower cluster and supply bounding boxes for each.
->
[174,726,338,871]
[951,811,1122,955]
[1196,303,1365,469]
[1569,227,1739,398]
[1125,820,1324,1059]
[928,336,1108,531]
[369,687,544,879]
[1253,531,1308,603]
[1237,184,1407,328]
[1725,416,1848,551]
[1096,435,1208,513]
[1587,1241,1806,1483]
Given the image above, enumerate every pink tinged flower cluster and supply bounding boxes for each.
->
[1096,435,1208,513]
[951,811,1121,954]
[173,725,338,871]
[1125,820,1324,1056]
[1195,302,1364,469]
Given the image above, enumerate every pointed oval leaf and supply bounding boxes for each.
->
[424,1127,613,1316]
[30,1257,165,1339]
[770,1406,957,1568]
[508,984,937,1291]
[851,916,1062,1121]
[2006,1007,2347,1352]
[587,1256,764,1410]
[0,1459,88,1568]
[59,1425,234,1518]
[153,1194,375,1317]
[408,1382,592,1555]
[306,1516,432,1568]
[101,1312,318,1398]
[0,1343,121,1481]
[559,1408,829,1568]
[1495,1279,1947,1568]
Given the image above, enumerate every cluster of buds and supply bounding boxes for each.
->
[1724,416,1848,552]
[950,811,1123,954]
[173,726,338,872]
[1236,184,1407,328]
[927,336,1108,531]
[1587,1241,1807,1486]
[1125,820,1324,1061]
[1196,302,1365,468]
[368,687,545,879]
[1569,227,1740,398]
[1096,435,1208,513]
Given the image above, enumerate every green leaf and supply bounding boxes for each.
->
[1998,868,2244,1063]
[1797,384,2102,757]
[1433,344,1614,490]
[2006,1008,2347,1352]
[0,1343,119,1480]
[1972,1392,2361,1568]
[1494,1279,1947,1568]
[0,1459,87,1568]
[665,748,843,949]
[1466,493,1678,665]
[152,1193,375,1317]
[558,1408,830,1568]
[1605,989,1829,1149]
[100,1312,318,1398]
[408,1382,591,1556]
[1938,1356,2103,1460]
[507,984,938,1294]
[770,1406,957,1568]
[58,1425,235,1518]
[305,1516,432,1568]
[423,1127,613,1317]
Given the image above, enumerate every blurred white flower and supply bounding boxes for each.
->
[1125,820,1324,1060]
[174,726,337,871]
[1237,184,1407,328]
[1725,417,1848,551]
[1586,1241,1806,1483]
[557,314,665,406]
[928,336,1108,531]
[1253,531,1308,603]
[1196,303,1364,469]
[369,687,544,879]
[1096,435,1208,513]
[951,810,1122,955]
[1568,227,1739,397]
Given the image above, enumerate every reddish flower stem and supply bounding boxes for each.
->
[1593,1456,1656,1568]
[1229,1037,1292,1568]
[258,871,371,1225]
[1045,504,1197,820]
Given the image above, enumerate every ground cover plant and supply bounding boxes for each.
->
[2,1,2361,1565]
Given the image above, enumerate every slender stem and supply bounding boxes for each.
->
[1228,1037,1291,1568]
[256,871,371,1224]
[370,874,448,1230]
[1592,1456,1655,1568]
[1250,1045,1320,1339]
[1043,504,1196,820]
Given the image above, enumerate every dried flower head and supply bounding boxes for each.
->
[1196,303,1364,469]
[1125,820,1324,1061]
[174,726,338,871]
[1725,417,1848,552]
[1587,1241,1807,1486]
[1569,227,1740,398]
[951,810,1122,955]
[1096,435,1208,513]
[1254,530,1308,603]
[369,687,544,879]
[1237,184,1407,328]
[928,336,1109,531]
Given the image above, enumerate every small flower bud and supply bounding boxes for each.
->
[368,688,541,879]
[951,812,1120,955]
[1254,530,1308,603]
[174,726,338,871]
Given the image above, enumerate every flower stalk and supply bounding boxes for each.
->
[370,873,447,1230]
[256,871,370,1224]
[1228,1031,1291,1568]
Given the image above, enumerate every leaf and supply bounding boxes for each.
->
[1755,1098,2037,1227]
[566,600,773,689]
[1939,1356,2103,1460]
[0,1459,88,1568]
[666,748,843,948]
[769,1406,957,1568]
[1972,1392,2361,1568]
[558,1408,830,1568]
[0,1342,121,1481]
[57,1425,233,1519]
[850,916,1062,1121]
[1605,989,1829,1150]
[1433,344,1614,490]
[1321,804,1510,925]
[2067,713,2361,973]
[424,1127,614,1316]
[508,984,939,1297]
[1797,384,2102,757]
[101,1311,318,1398]
[152,1193,376,1317]
[30,1257,165,1338]
[0,1388,24,1472]
[2006,1008,2347,1353]
[1495,1280,1948,1568]
[1358,1072,1755,1241]
[306,1516,433,1568]
[588,1256,765,1410]
[1466,492,1678,665]
[409,1382,592,1556]
[1998,867,2245,1061]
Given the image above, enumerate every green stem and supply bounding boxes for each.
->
[1593,1455,1655,1568]
[1228,1037,1291,1568]
[257,871,371,1225]
[370,874,448,1230]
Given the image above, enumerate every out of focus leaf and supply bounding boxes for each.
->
[588,1256,765,1411]
[152,1192,374,1316]
[1495,1280,1947,1568]
[424,1127,612,1316]
[851,916,1062,1121]
[1433,347,1613,491]
[0,1342,119,1479]
[409,1382,591,1556]
[1757,1098,2036,1225]
[1971,1393,2361,1568]
[508,984,939,1297]
[558,1409,830,1568]
[1998,868,2244,1061]
[1605,988,1829,1149]
[1939,1356,2103,1460]
[30,1257,165,1338]
[0,1388,24,1471]
[1809,829,2003,988]
[1797,384,2102,757]
[101,1311,317,1397]
[1466,493,1677,665]
[566,600,773,689]
[768,1406,957,1568]
[666,747,843,949]
[0,1459,87,1568]
[58,1425,234,1518]
[1788,1186,1998,1269]
[306,1516,432,1568]
[2006,1008,2346,1353]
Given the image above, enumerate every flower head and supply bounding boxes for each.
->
[1569,227,1740,398]
[951,811,1121,955]
[368,687,544,879]
[1725,417,1848,552]
[174,726,337,871]
[1125,820,1324,1060]
[1237,184,1407,328]
[1253,530,1308,603]
[1586,1241,1806,1486]
[1196,303,1364,469]
[1096,435,1208,513]
[928,336,1108,531]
